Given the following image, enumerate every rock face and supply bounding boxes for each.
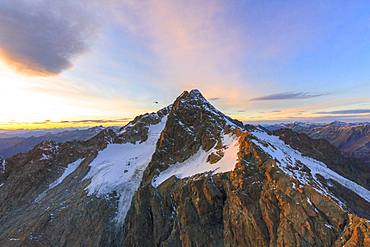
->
[0,90,369,247]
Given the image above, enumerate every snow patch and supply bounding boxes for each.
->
[223,116,240,128]
[40,153,52,160]
[325,224,334,229]
[48,159,83,190]
[291,182,296,190]
[251,129,370,204]
[84,116,167,223]
[0,159,6,173]
[307,198,313,206]
[34,159,83,202]
[152,133,239,188]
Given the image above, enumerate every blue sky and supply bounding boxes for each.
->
[0,0,369,128]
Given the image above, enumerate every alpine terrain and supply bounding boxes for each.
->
[266,122,370,165]
[0,90,369,247]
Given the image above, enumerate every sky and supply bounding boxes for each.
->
[0,0,370,129]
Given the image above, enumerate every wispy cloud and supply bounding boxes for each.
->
[245,114,370,125]
[316,109,370,115]
[208,97,222,101]
[250,92,326,101]
[60,118,131,124]
[0,0,98,76]
[108,0,246,102]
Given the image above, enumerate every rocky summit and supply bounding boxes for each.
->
[0,89,369,247]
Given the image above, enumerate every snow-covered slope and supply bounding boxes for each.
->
[153,124,370,207]
[84,116,167,223]
[152,132,239,187]
[48,159,83,190]
[34,158,84,202]
[251,129,370,203]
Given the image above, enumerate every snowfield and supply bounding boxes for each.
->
[35,158,83,202]
[251,129,370,203]
[152,133,239,188]
[84,116,167,223]
[48,159,83,190]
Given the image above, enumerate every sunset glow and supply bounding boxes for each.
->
[1,0,370,129]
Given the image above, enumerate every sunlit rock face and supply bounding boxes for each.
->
[0,90,369,247]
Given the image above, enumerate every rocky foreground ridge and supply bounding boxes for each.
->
[0,90,369,246]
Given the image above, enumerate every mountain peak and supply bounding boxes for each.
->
[329,121,347,127]
[177,89,208,103]
[188,88,204,98]
[172,89,242,128]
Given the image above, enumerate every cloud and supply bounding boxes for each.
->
[244,114,370,125]
[208,97,222,101]
[316,109,370,115]
[0,0,97,76]
[60,118,131,124]
[250,92,326,101]
[109,1,246,101]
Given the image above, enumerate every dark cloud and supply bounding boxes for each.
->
[250,92,326,101]
[0,0,96,75]
[237,110,246,113]
[316,109,370,115]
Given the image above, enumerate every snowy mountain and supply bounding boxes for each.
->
[0,90,369,246]
[266,121,370,165]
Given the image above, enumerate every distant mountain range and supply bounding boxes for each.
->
[0,90,368,246]
[0,127,105,158]
[265,121,370,165]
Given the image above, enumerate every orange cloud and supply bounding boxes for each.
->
[0,0,96,76]
[0,49,58,76]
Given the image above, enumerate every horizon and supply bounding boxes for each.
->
[1,1,370,129]
[1,88,369,130]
